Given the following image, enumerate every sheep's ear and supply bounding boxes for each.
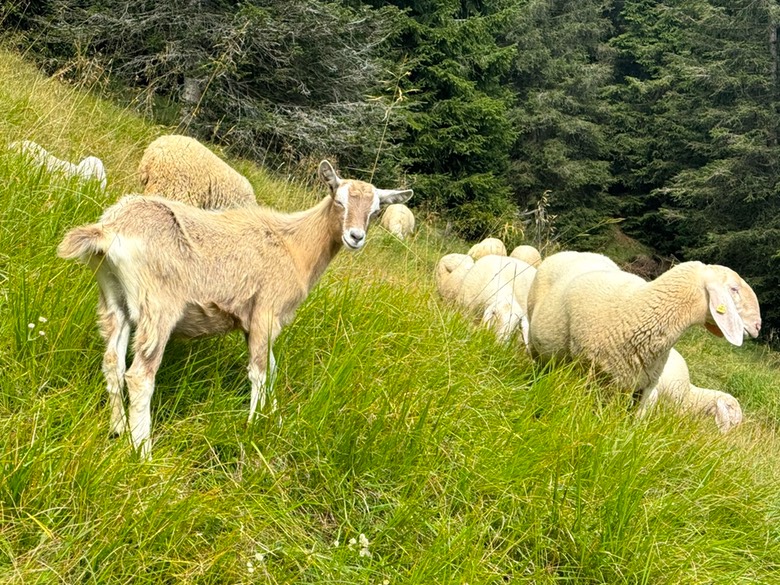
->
[706,282,743,346]
[318,160,341,192]
[375,188,413,207]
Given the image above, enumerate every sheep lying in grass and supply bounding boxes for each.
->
[138,134,256,209]
[468,237,506,261]
[58,160,412,459]
[12,140,107,190]
[435,253,475,302]
[456,255,536,344]
[510,244,542,267]
[638,348,743,433]
[528,250,761,397]
[380,203,415,239]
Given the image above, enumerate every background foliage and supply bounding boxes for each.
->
[5,0,780,338]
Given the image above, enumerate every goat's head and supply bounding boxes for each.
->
[319,160,412,250]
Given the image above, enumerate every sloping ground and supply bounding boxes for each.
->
[1,49,780,584]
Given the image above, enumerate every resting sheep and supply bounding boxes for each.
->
[638,348,743,433]
[527,251,761,397]
[435,253,474,302]
[138,134,256,209]
[510,244,542,267]
[380,203,415,239]
[456,255,536,344]
[468,237,506,261]
[58,160,412,458]
[12,140,107,190]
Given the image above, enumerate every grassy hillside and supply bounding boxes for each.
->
[2,48,780,583]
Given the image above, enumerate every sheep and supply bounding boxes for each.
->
[456,255,536,344]
[509,244,542,267]
[12,140,107,190]
[435,253,474,302]
[527,250,761,397]
[637,348,743,433]
[58,160,412,458]
[468,237,506,261]
[138,134,256,209]
[380,203,415,239]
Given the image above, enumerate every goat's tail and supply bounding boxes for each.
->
[57,224,108,263]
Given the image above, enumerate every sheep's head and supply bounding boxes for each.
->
[702,265,761,345]
[318,160,412,250]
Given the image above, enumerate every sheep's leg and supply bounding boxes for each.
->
[96,271,131,436]
[124,310,176,460]
[247,313,281,422]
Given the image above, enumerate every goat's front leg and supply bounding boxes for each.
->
[247,313,281,422]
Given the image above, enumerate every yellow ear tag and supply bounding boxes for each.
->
[716,304,727,315]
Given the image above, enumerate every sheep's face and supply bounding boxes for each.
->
[703,266,761,344]
[318,160,412,251]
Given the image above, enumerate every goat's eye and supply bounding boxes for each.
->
[333,200,345,209]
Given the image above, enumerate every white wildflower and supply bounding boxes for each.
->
[359,547,372,558]
[254,552,265,562]
[383,580,390,585]
[358,533,369,547]
[27,323,35,329]
[246,560,255,574]
[348,537,357,548]
[39,330,45,337]
[38,316,47,323]
[333,539,340,547]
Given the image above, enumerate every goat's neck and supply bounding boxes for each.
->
[283,197,343,292]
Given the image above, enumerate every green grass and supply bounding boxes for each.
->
[2,47,780,583]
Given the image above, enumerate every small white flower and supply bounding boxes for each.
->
[39,330,45,337]
[254,552,265,562]
[348,537,357,547]
[333,539,340,547]
[246,560,255,574]
[27,323,35,329]
[358,533,369,547]
[38,316,47,323]
[383,580,390,585]
[359,547,372,558]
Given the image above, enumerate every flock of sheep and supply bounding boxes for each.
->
[436,240,761,434]
[17,131,761,458]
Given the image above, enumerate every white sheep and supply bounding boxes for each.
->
[527,251,761,396]
[509,244,542,267]
[456,255,536,344]
[638,348,743,433]
[12,140,107,190]
[468,237,506,260]
[435,253,474,302]
[138,134,256,209]
[380,203,415,239]
[58,160,412,458]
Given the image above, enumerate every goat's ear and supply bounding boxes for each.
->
[706,280,743,346]
[318,160,341,192]
[375,188,413,207]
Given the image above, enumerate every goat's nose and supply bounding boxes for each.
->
[349,228,365,243]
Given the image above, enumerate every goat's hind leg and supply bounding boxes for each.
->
[96,271,131,436]
[247,313,281,422]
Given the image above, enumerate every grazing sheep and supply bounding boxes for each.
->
[12,140,107,190]
[138,134,256,209]
[58,160,412,458]
[638,348,743,433]
[380,203,415,239]
[527,251,761,396]
[468,237,506,261]
[435,253,474,302]
[509,244,542,267]
[456,255,536,344]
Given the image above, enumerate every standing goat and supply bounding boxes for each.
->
[58,160,412,458]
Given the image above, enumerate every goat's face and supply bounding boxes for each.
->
[319,160,413,250]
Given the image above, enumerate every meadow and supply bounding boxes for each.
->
[1,48,780,583]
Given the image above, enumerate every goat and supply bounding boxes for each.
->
[58,160,412,458]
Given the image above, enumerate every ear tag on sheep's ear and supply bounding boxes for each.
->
[716,304,727,315]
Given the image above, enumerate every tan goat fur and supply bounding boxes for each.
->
[58,160,412,458]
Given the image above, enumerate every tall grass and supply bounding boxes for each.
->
[1,47,780,583]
